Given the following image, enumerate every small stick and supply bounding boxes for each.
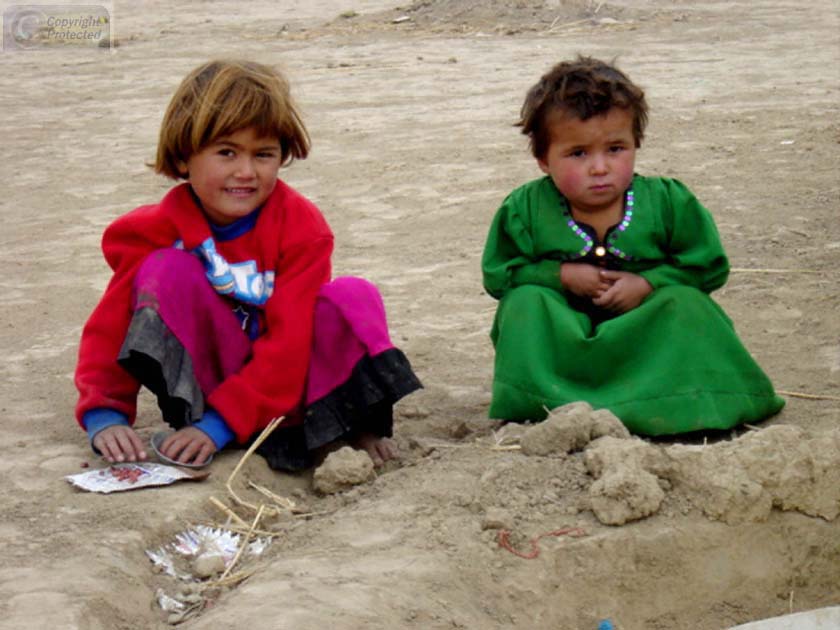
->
[491,427,522,448]
[489,444,522,451]
[208,496,250,529]
[219,504,265,582]
[422,442,469,449]
[730,267,820,274]
[547,18,590,32]
[204,569,256,589]
[192,521,277,538]
[778,390,840,401]
[294,509,338,519]
[247,481,298,512]
[226,417,285,512]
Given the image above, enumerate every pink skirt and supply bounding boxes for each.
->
[118,249,422,470]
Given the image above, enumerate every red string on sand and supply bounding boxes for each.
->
[497,527,587,559]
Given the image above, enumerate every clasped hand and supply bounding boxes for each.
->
[560,263,653,314]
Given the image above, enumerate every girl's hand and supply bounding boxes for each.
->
[592,270,653,313]
[160,427,217,466]
[560,263,612,298]
[93,425,148,463]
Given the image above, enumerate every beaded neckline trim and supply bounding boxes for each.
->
[565,188,635,260]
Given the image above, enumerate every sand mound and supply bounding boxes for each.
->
[326,0,649,35]
[513,404,840,527]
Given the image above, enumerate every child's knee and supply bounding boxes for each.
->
[134,248,209,305]
[319,275,380,300]
[137,248,203,283]
[317,276,386,318]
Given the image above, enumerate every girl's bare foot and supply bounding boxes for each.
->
[353,433,398,467]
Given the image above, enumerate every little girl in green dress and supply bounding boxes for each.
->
[481,56,784,434]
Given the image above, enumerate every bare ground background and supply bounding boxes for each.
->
[0,1,838,628]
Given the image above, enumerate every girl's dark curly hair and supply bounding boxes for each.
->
[518,56,648,159]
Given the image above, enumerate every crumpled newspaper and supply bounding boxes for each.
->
[65,462,209,493]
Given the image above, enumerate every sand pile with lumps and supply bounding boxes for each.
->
[510,402,840,526]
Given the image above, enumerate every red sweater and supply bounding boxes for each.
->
[74,180,334,442]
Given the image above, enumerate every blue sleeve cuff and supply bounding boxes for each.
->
[83,408,130,453]
[193,409,235,450]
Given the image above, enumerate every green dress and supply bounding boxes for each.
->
[481,174,784,435]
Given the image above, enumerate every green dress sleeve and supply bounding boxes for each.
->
[482,187,563,300]
[636,178,730,293]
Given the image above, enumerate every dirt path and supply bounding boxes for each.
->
[0,1,838,628]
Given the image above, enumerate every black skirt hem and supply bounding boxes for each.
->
[256,348,423,471]
[117,308,423,472]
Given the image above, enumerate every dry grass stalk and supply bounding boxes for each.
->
[225,416,285,514]
[421,441,468,449]
[205,569,255,589]
[246,481,298,513]
[778,389,840,401]
[219,504,265,582]
[546,18,589,32]
[207,496,250,529]
[193,521,277,538]
[490,427,522,450]
[730,267,820,274]
[293,508,338,519]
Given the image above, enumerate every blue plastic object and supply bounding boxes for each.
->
[598,621,615,630]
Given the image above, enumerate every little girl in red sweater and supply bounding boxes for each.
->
[75,59,421,469]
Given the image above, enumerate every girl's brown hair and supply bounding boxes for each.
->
[155,59,310,179]
[518,56,648,159]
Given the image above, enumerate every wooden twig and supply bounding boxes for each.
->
[730,267,820,274]
[207,496,250,529]
[192,521,277,538]
[490,427,522,450]
[225,416,285,513]
[421,441,468,449]
[778,390,840,401]
[204,569,256,590]
[219,504,265,582]
[294,509,338,519]
[547,18,590,32]
[246,481,298,512]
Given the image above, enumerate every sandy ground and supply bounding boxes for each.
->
[0,0,839,628]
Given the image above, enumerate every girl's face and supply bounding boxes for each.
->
[182,127,282,225]
[537,107,637,216]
